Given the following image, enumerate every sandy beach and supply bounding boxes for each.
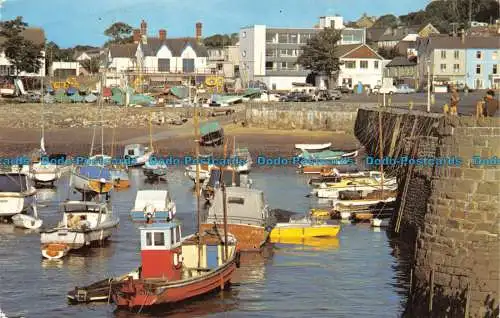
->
[0,124,359,158]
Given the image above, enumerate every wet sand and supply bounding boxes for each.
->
[0,125,359,158]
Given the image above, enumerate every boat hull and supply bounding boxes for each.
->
[70,171,113,194]
[270,224,340,239]
[113,259,236,308]
[0,193,36,217]
[143,168,168,179]
[185,167,210,182]
[130,211,173,222]
[200,223,268,251]
[11,214,43,229]
[41,243,71,260]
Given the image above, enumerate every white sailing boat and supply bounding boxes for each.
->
[40,201,120,259]
[142,114,167,180]
[30,77,60,186]
[0,172,37,219]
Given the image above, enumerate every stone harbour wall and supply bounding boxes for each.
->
[244,102,373,133]
[0,103,237,129]
[354,108,500,317]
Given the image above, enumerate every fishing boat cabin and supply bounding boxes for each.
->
[139,223,237,280]
[201,187,272,251]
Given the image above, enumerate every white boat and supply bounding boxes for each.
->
[333,197,397,208]
[130,190,176,222]
[12,204,42,229]
[40,201,120,259]
[339,211,351,220]
[142,159,168,180]
[124,144,153,167]
[316,177,398,199]
[371,218,389,227]
[0,172,37,218]
[184,154,214,183]
[233,147,252,173]
[295,143,331,150]
[30,161,60,185]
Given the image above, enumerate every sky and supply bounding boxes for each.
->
[2,0,429,48]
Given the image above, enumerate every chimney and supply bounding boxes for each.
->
[195,22,202,40]
[140,20,148,37]
[133,29,141,43]
[159,29,167,40]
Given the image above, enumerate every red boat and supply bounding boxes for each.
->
[111,222,240,309]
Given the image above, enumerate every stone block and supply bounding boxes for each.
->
[450,210,466,219]
[472,194,491,202]
[447,219,462,229]
[457,146,477,159]
[442,228,466,241]
[462,221,476,231]
[463,168,485,180]
[480,148,492,157]
[478,202,500,212]
[477,182,500,196]
[444,192,468,200]
[469,231,495,242]
[484,170,499,182]
[454,180,479,193]
[475,223,495,233]
[465,210,485,222]
[473,136,488,147]
[448,167,463,178]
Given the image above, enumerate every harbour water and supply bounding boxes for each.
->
[0,167,411,317]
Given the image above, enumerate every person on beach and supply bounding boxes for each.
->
[449,85,459,116]
[476,89,499,118]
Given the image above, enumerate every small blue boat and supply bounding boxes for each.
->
[130,190,176,223]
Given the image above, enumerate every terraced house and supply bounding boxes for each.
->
[104,20,209,86]
[416,35,500,90]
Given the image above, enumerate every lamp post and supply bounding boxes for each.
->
[427,59,431,113]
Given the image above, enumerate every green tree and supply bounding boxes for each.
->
[296,27,342,89]
[373,14,399,28]
[0,17,43,76]
[80,56,101,74]
[104,22,133,45]
[203,34,238,48]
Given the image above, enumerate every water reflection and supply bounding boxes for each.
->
[271,237,340,251]
[36,187,58,203]
[0,167,411,317]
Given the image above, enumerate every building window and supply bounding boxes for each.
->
[374,61,379,69]
[265,61,273,70]
[182,58,195,73]
[360,60,368,69]
[493,64,498,75]
[345,61,356,69]
[476,64,481,74]
[453,64,459,72]
[299,33,312,44]
[476,51,482,59]
[281,62,287,69]
[454,50,459,59]
[154,232,165,246]
[493,51,498,60]
[278,33,288,43]
[440,64,446,71]
[217,63,223,71]
[290,34,298,43]
[441,50,446,59]
[158,58,170,72]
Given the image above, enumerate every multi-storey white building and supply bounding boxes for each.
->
[239,16,366,90]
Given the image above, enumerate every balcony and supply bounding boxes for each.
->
[265,67,309,76]
[124,67,222,76]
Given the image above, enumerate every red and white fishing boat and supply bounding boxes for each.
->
[111,222,240,309]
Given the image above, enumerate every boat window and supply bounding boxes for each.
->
[127,149,135,156]
[176,226,181,243]
[0,174,28,192]
[146,232,152,246]
[171,228,175,245]
[154,232,165,246]
[228,197,244,204]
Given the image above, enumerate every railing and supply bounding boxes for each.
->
[123,67,224,76]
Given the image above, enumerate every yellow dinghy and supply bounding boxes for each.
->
[309,208,332,219]
[270,218,340,239]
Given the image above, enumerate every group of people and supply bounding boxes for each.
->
[444,85,498,117]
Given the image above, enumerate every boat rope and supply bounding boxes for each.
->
[137,289,150,314]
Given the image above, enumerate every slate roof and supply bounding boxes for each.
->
[0,27,45,46]
[366,27,387,42]
[420,36,500,49]
[140,37,208,57]
[385,56,417,67]
[108,43,138,58]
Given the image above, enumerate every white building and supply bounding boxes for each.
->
[0,28,46,77]
[328,44,388,89]
[239,16,365,90]
[207,44,240,78]
[105,20,209,77]
[49,61,81,78]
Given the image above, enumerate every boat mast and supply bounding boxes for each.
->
[193,76,202,268]
[149,113,154,152]
[40,75,45,155]
[378,110,384,198]
[232,136,235,185]
[100,71,105,156]
[221,172,229,262]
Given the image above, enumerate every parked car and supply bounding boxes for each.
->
[313,90,334,101]
[280,92,313,102]
[395,84,416,94]
[337,86,353,94]
[372,85,397,95]
[328,89,342,100]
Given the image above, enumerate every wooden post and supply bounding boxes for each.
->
[464,281,471,318]
[429,268,435,313]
